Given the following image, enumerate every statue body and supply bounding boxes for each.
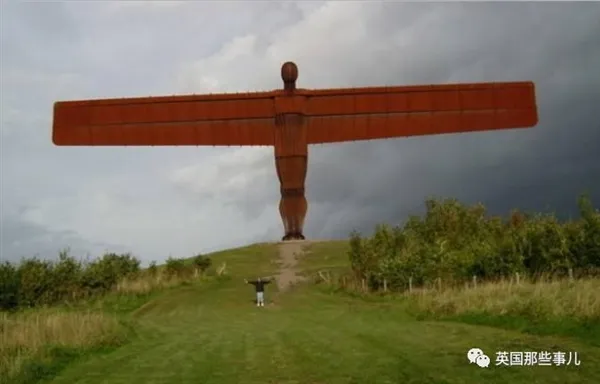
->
[52,62,538,241]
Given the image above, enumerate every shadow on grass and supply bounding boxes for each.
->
[434,312,600,348]
[7,344,122,384]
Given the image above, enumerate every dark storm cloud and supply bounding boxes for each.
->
[234,2,600,240]
[305,3,600,238]
[1,209,126,263]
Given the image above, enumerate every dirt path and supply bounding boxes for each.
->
[274,240,309,291]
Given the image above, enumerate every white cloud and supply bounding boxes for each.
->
[170,148,273,198]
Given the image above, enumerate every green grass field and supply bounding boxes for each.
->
[5,241,600,384]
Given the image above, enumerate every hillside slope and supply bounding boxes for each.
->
[47,241,600,384]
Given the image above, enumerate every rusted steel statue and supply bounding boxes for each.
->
[52,61,538,241]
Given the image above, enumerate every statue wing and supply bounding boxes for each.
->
[52,92,277,146]
[305,82,538,144]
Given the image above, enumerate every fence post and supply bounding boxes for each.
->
[409,276,413,293]
[383,279,388,292]
[472,275,477,288]
[568,268,574,282]
[437,277,442,291]
[362,279,366,292]
[515,272,520,285]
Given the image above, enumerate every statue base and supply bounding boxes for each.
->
[282,233,305,241]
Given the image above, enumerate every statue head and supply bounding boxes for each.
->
[281,61,298,91]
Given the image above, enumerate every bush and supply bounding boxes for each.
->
[0,251,143,311]
[348,194,600,291]
[0,247,212,312]
[147,261,158,276]
[164,257,188,278]
[191,254,212,274]
[80,253,140,295]
[0,262,20,311]
[17,258,56,307]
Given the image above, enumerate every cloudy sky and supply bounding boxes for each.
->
[1,1,599,264]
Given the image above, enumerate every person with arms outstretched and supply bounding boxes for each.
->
[245,277,272,307]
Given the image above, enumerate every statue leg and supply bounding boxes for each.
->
[279,189,307,240]
[273,111,309,241]
[275,155,308,241]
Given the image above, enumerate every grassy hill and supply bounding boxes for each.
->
[3,240,599,384]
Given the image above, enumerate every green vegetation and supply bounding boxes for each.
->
[345,194,600,291]
[1,251,142,311]
[0,251,205,383]
[311,195,600,346]
[1,196,599,383]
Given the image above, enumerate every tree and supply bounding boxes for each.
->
[192,254,212,274]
